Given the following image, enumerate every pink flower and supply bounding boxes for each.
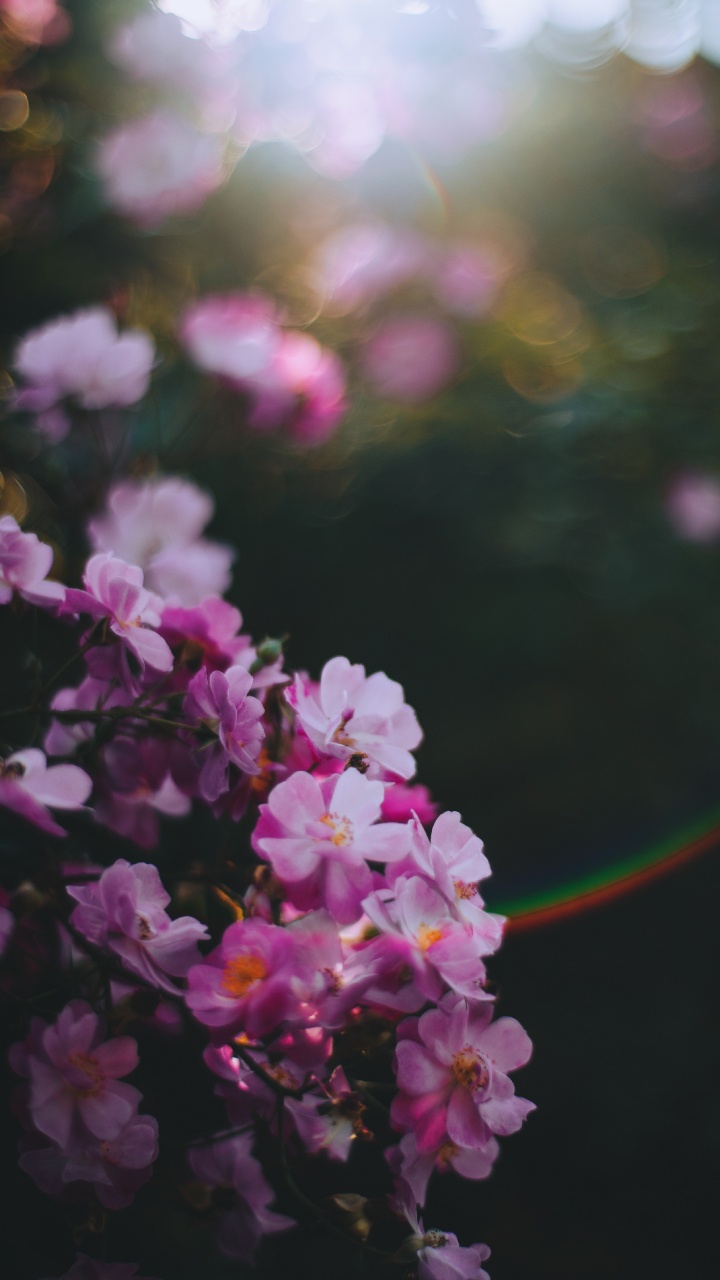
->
[0,749,91,838]
[388,1129,498,1210]
[44,676,126,758]
[88,478,233,607]
[401,812,504,949]
[41,1255,158,1280]
[67,860,208,994]
[0,515,65,607]
[253,768,410,924]
[392,995,534,1154]
[160,597,287,690]
[93,736,191,849]
[184,664,265,799]
[20,1110,159,1209]
[63,553,173,673]
[14,307,154,411]
[186,918,309,1038]
[313,222,429,314]
[179,293,279,385]
[396,1182,492,1280]
[248,331,347,445]
[666,470,720,542]
[96,110,226,227]
[363,876,494,1005]
[381,783,438,826]
[361,316,460,402]
[188,1132,294,1262]
[16,1001,142,1148]
[288,656,422,780]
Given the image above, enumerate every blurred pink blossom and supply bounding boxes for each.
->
[0,515,64,607]
[361,316,460,402]
[64,553,173,674]
[14,307,154,412]
[88,477,233,606]
[666,470,720,542]
[0,749,91,838]
[96,110,226,227]
[188,1132,294,1261]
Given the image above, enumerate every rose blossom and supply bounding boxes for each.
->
[87,477,233,607]
[288,656,422,780]
[13,307,154,412]
[96,109,226,227]
[396,1181,492,1280]
[20,1110,159,1209]
[63,553,173,673]
[186,918,310,1037]
[188,1132,294,1262]
[13,1001,142,1148]
[179,293,279,385]
[253,768,410,924]
[388,1129,498,1210]
[0,515,65,607]
[93,736,192,850]
[184,664,265,799]
[67,860,208,994]
[0,749,91,838]
[392,994,534,1154]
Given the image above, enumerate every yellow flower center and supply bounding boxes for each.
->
[417,923,444,952]
[452,1046,489,1092]
[319,812,353,847]
[221,953,267,998]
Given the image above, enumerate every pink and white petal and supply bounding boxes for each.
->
[478,1016,533,1073]
[395,1040,450,1096]
[446,1085,489,1149]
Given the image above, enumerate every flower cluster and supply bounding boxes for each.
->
[2,471,533,1276]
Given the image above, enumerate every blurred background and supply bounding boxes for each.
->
[2,2,720,1277]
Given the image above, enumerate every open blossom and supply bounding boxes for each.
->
[0,749,91,838]
[44,677,126,758]
[363,875,495,1006]
[13,1001,142,1148]
[67,860,208,994]
[179,293,280,385]
[41,1255,159,1280]
[188,1132,294,1262]
[0,515,64,607]
[389,1129,498,1210]
[392,995,534,1154]
[63,553,173,673]
[20,1110,159,1209]
[88,478,233,607]
[398,812,504,952]
[288,656,422,780]
[184,664,265,799]
[93,737,192,850]
[397,1181,492,1280]
[253,768,410,924]
[14,307,154,412]
[361,316,460,402]
[186,918,309,1038]
[247,331,347,445]
[96,110,226,227]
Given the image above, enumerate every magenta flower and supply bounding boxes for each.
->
[248,330,347,445]
[188,1132,294,1262]
[0,515,65,607]
[41,1255,158,1280]
[401,812,505,952]
[363,875,494,1005]
[184,664,265,799]
[253,768,410,924]
[0,749,91,838]
[388,1130,498,1210]
[94,736,191,850]
[67,860,208,994]
[288,656,422,780]
[392,995,534,1154]
[179,292,280,386]
[381,783,438,826]
[63,553,173,673]
[44,676,125,758]
[96,110,226,227]
[186,918,309,1038]
[88,478,233,607]
[396,1181,492,1280]
[18,1001,142,1148]
[361,316,460,403]
[20,1110,159,1209]
[14,307,154,411]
